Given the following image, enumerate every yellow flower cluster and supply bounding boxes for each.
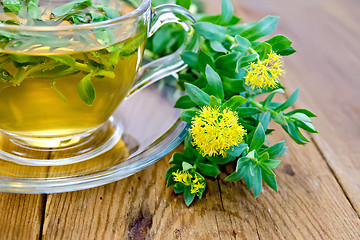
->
[172,170,206,195]
[244,51,285,89]
[189,106,246,157]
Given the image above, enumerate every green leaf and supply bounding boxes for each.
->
[259,111,271,130]
[240,15,279,41]
[261,159,281,170]
[236,157,252,172]
[220,0,234,25]
[78,73,95,105]
[274,88,300,112]
[266,140,286,159]
[208,155,236,165]
[265,35,292,53]
[285,109,317,118]
[193,22,227,42]
[184,187,196,206]
[169,152,192,164]
[226,157,251,181]
[262,172,278,192]
[176,0,191,9]
[165,164,181,180]
[2,0,21,14]
[220,95,247,111]
[185,83,211,107]
[215,52,242,77]
[209,40,228,53]
[222,76,245,94]
[210,95,221,108]
[258,152,270,162]
[238,53,258,68]
[197,49,215,73]
[226,22,256,36]
[173,183,186,193]
[205,65,224,99]
[243,162,254,190]
[225,163,248,181]
[296,121,318,134]
[182,162,194,170]
[197,162,220,177]
[250,123,265,151]
[290,113,312,123]
[236,107,261,118]
[263,89,285,108]
[277,46,296,56]
[227,143,248,157]
[274,112,288,126]
[181,51,198,68]
[99,6,121,19]
[180,109,197,123]
[174,95,197,109]
[252,164,262,198]
[231,35,250,53]
[253,42,272,60]
[283,121,308,144]
[51,1,77,18]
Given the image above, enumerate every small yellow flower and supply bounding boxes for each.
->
[172,170,192,185]
[189,106,246,157]
[191,181,206,194]
[172,170,206,196]
[244,51,286,89]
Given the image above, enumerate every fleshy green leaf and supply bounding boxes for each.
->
[176,0,191,9]
[197,49,215,73]
[220,95,247,111]
[205,65,224,99]
[252,164,262,198]
[193,22,227,42]
[274,88,300,112]
[274,112,288,126]
[240,15,279,41]
[78,73,95,105]
[253,42,272,60]
[265,35,292,53]
[182,162,194,170]
[227,143,248,157]
[250,123,265,151]
[185,83,211,107]
[266,141,286,159]
[173,183,186,193]
[197,162,220,177]
[181,51,198,68]
[231,35,250,53]
[263,89,285,108]
[262,171,278,192]
[220,0,234,25]
[174,95,197,109]
[277,46,296,56]
[180,109,197,122]
[184,186,196,206]
[236,107,261,118]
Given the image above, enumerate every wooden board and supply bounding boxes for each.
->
[226,0,360,214]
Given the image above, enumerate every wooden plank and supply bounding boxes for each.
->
[226,0,360,214]
[41,125,360,240]
[0,193,44,240]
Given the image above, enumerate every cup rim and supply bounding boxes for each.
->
[0,0,151,32]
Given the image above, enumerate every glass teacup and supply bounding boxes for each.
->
[0,0,196,166]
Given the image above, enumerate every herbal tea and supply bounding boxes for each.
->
[0,0,146,137]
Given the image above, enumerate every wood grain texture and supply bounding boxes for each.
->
[41,123,360,239]
[222,0,360,214]
[0,193,44,240]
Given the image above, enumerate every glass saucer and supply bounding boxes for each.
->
[0,75,188,193]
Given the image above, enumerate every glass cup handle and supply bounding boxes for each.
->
[128,4,198,96]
